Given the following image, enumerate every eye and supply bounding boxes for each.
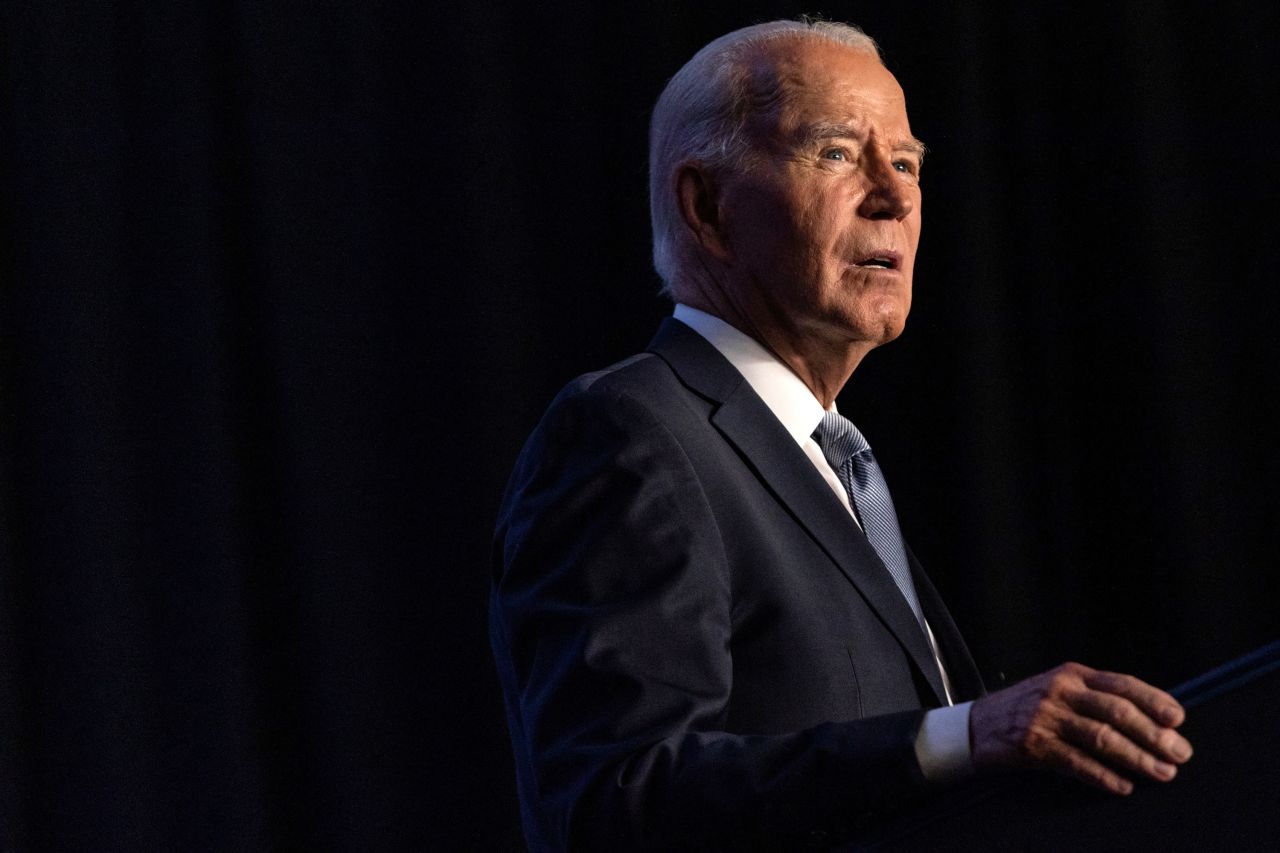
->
[820,147,849,162]
[893,160,916,174]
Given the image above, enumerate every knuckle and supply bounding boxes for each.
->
[1090,723,1115,754]
[1045,671,1074,695]
[1021,727,1050,760]
[1109,700,1137,728]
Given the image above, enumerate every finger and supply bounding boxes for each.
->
[1070,688,1194,765]
[1038,736,1135,796]
[1059,712,1179,783]
[1083,670,1185,727]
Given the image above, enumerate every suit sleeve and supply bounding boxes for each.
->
[490,380,932,851]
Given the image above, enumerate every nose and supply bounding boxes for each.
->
[857,148,914,221]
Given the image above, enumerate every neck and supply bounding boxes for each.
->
[767,332,868,410]
[679,287,871,410]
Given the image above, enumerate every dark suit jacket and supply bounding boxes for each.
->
[491,318,984,851]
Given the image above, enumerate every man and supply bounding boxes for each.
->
[491,19,1192,851]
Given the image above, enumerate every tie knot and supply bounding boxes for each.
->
[814,410,870,471]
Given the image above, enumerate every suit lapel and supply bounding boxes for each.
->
[648,319,948,706]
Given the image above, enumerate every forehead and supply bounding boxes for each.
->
[745,38,912,141]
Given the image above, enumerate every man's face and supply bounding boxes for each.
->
[717,40,923,353]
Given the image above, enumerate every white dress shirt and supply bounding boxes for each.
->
[672,303,973,783]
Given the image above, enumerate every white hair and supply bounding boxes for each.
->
[648,19,882,296]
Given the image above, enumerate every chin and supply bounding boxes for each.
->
[828,317,905,350]
[867,320,906,347]
[861,302,910,346]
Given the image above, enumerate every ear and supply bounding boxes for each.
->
[675,163,732,261]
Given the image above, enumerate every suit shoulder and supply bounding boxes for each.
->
[503,352,702,495]
[552,351,686,409]
[497,350,712,543]
[529,350,705,437]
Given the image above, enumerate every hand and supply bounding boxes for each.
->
[969,662,1193,795]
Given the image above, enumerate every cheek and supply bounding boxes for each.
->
[821,185,858,226]
[799,194,853,258]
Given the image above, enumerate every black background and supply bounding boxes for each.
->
[3,2,1277,850]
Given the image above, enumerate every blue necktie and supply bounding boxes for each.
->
[815,411,926,630]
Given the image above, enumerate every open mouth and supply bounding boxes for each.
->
[854,252,900,270]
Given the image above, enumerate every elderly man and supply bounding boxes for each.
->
[490,19,1192,851]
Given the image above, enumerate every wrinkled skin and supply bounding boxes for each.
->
[674,40,922,408]
[970,661,1192,794]
[672,36,1192,795]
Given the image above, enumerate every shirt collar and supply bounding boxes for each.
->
[673,303,830,446]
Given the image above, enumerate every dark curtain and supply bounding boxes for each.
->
[3,2,1277,849]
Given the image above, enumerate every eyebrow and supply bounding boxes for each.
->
[796,121,929,162]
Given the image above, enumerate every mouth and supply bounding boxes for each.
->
[853,251,902,271]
